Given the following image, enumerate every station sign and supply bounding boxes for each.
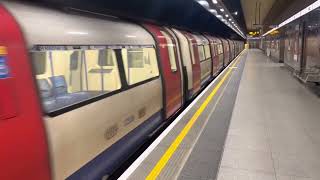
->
[248,31,260,36]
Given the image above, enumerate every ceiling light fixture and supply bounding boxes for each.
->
[220,8,224,12]
[197,0,210,9]
[212,0,218,4]
[209,9,217,14]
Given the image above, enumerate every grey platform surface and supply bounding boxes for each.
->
[125,50,247,180]
[124,49,320,180]
[217,50,320,180]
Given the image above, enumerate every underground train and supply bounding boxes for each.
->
[0,1,244,180]
[255,6,320,84]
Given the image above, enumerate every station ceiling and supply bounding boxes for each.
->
[240,0,318,32]
[240,0,276,31]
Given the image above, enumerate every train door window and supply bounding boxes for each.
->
[121,47,159,85]
[217,44,223,54]
[204,45,211,59]
[189,41,196,64]
[32,52,47,75]
[30,47,121,114]
[198,45,206,61]
[161,31,177,72]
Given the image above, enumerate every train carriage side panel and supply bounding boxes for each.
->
[0,4,51,180]
[3,2,164,179]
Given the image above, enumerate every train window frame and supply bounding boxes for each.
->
[29,45,158,117]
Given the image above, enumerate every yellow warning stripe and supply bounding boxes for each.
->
[146,52,243,180]
[0,46,7,55]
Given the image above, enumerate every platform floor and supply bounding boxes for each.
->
[218,49,320,180]
[120,49,320,180]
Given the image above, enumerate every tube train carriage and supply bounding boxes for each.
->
[0,1,244,180]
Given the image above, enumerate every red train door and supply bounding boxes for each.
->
[144,24,182,119]
[0,6,51,180]
[183,32,201,96]
[205,36,220,77]
[221,39,230,66]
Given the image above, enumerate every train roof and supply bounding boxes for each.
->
[2,1,155,48]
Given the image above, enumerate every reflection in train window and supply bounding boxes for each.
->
[31,48,121,114]
[121,48,159,85]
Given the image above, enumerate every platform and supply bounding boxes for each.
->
[119,49,320,180]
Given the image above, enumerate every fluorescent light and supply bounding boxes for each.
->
[67,31,88,35]
[220,8,224,12]
[229,18,232,21]
[212,0,218,4]
[209,9,217,14]
[197,0,210,8]
[126,35,136,38]
[216,15,222,18]
[225,14,229,17]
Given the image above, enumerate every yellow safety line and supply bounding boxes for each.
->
[146,52,243,180]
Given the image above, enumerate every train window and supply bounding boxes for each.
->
[204,45,211,59]
[121,48,159,85]
[161,31,177,72]
[189,42,196,64]
[31,48,121,114]
[211,45,215,56]
[31,53,46,75]
[214,45,219,56]
[198,45,206,61]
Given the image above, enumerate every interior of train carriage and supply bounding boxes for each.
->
[31,47,159,113]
